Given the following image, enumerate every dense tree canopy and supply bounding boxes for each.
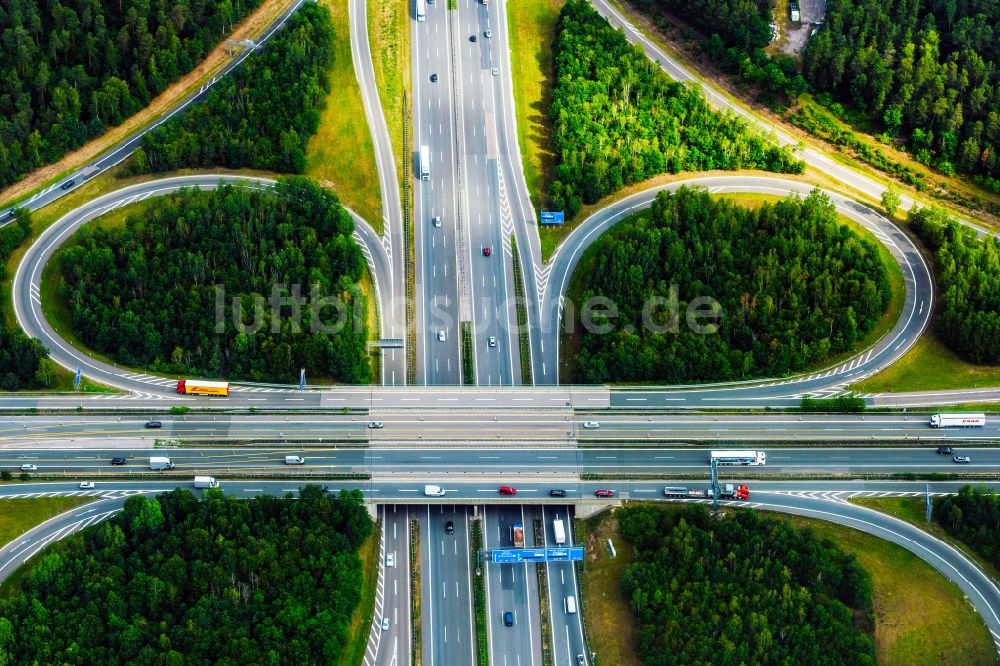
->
[908,206,1000,363]
[619,505,875,666]
[0,0,263,188]
[550,0,804,218]
[635,0,775,52]
[136,2,334,174]
[57,177,371,383]
[0,211,50,390]
[572,187,891,383]
[0,486,372,664]
[802,0,1000,184]
[935,485,1000,570]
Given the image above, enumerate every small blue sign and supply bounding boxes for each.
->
[540,211,565,225]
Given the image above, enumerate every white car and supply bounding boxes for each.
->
[491,67,499,76]
[381,617,391,631]
[79,482,96,490]
[368,421,384,429]
[582,421,600,429]
[488,336,497,347]
[19,464,37,472]
[485,29,492,38]
[438,330,447,342]
[433,216,442,228]
[424,484,446,497]
[386,552,395,567]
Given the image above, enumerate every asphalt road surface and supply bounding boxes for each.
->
[537,505,588,666]
[421,504,475,666]
[369,505,413,666]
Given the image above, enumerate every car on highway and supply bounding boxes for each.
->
[19,464,37,472]
[381,617,390,631]
[549,489,567,497]
[437,330,447,342]
[6,209,14,218]
[491,67,499,76]
[482,246,491,256]
[485,29,492,38]
[386,552,395,567]
[60,179,75,190]
[499,485,517,495]
[470,34,477,42]
[488,336,497,347]
[424,484,446,497]
[936,445,953,454]
[503,611,514,626]
[285,455,306,465]
[577,656,586,666]
[582,421,600,429]
[594,489,615,498]
[433,215,442,228]
[953,455,972,464]
[368,421,384,429]
[430,73,439,82]
[445,520,455,534]
[79,482,96,490]
[111,456,127,465]
[144,420,162,429]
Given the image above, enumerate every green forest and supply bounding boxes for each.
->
[0,0,263,189]
[908,206,1000,364]
[0,211,51,390]
[571,187,890,383]
[802,0,1000,185]
[56,177,371,383]
[634,0,774,52]
[135,2,333,175]
[549,0,804,218]
[935,485,1000,570]
[618,505,876,665]
[0,486,372,664]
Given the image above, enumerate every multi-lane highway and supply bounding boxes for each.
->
[420,504,475,666]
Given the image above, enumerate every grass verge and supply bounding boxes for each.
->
[854,333,1000,394]
[358,267,382,384]
[534,519,555,666]
[368,0,410,193]
[410,518,422,666]
[336,521,381,666]
[305,0,383,233]
[558,192,905,385]
[471,519,489,666]
[462,321,475,385]
[510,236,533,383]
[505,0,563,210]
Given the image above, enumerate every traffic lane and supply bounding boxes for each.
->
[375,505,412,666]
[484,504,539,666]
[426,504,475,666]
[541,505,588,666]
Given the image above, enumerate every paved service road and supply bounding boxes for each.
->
[421,504,475,666]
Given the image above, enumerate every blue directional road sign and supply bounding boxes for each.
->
[490,547,585,564]
[540,211,565,225]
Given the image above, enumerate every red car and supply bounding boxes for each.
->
[499,485,517,495]
[483,246,492,256]
[594,489,614,498]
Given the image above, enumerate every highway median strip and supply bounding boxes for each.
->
[471,518,489,666]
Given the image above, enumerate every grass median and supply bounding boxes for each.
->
[368,0,410,193]
[853,333,1000,393]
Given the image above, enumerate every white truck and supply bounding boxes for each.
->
[929,413,986,428]
[416,0,426,21]
[194,476,219,489]
[553,517,566,546]
[285,455,306,465]
[149,457,174,470]
[419,145,430,181]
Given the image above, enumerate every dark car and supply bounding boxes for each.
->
[144,420,162,429]
[549,489,567,497]
[470,34,477,42]
[60,179,75,190]
[445,520,455,535]
[594,489,614,498]
[430,73,439,82]
[111,457,127,465]
[482,246,491,256]
[6,209,14,218]
[503,611,514,626]
[936,445,953,455]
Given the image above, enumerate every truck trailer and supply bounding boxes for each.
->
[194,476,219,489]
[176,379,230,396]
[149,457,174,470]
[663,484,749,500]
[511,521,525,548]
[929,413,986,428]
[553,517,566,545]
[419,145,430,180]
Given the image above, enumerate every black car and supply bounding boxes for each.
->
[144,420,162,429]
[60,179,75,190]
[549,489,567,497]
[6,209,14,218]
[936,445,953,455]
[470,34,477,42]
[111,457,127,465]
[445,520,455,535]
[430,73,439,82]
[503,611,514,626]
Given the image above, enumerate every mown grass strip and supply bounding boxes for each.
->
[510,236,533,383]
[471,519,489,666]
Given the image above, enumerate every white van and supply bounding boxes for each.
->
[285,455,306,465]
[564,596,577,614]
[424,485,446,497]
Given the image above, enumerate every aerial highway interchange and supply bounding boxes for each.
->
[2,0,1000,663]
